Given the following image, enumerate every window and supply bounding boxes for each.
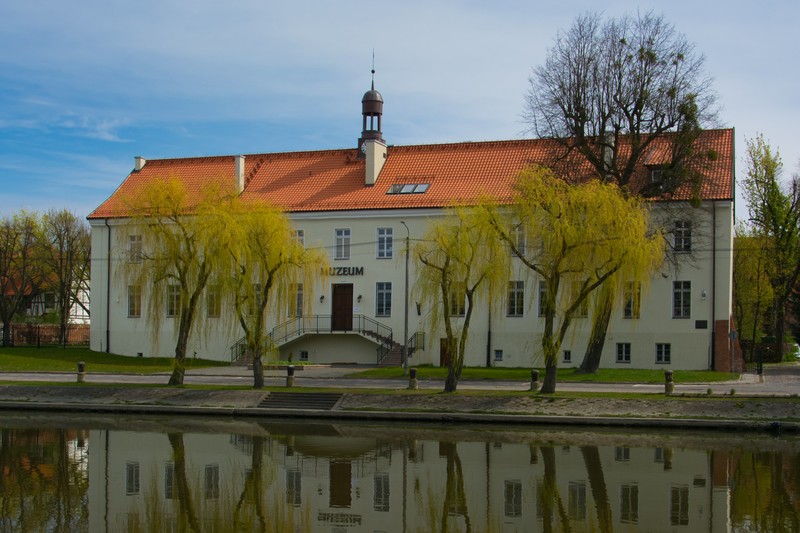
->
[205,465,219,500]
[674,220,692,253]
[504,480,522,518]
[164,463,175,500]
[374,473,390,512]
[286,469,301,506]
[623,281,641,319]
[299,350,309,361]
[494,349,503,361]
[670,486,689,526]
[126,462,140,495]
[207,285,220,318]
[620,484,639,524]
[615,446,630,461]
[650,168,665,184]
[293,229,304,247]
[510,224,526,256]
[616,343,631,363]
[166,284,180,317]
[376,282,392,317]
[289,283,303,318]
[563,350,571,363]
[449,282,466,317]
[387,183,430,194]
[568,481,586,521]
[571,282,588,317]
[127,285,141,317]
[335,228,351,260]
[673,281,691,318]
[128,234,142,262]
[538,281,547,317]
[656,343,671,364]
[377,227,393,258]
[507,281,524,317]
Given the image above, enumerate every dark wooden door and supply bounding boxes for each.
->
[331,284,353,331]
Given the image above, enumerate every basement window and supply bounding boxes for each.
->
[387,183,430,194]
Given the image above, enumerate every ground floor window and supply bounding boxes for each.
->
[376,282,392,316]
[616,343,631,364]
[563,350,571,363]
[656,343,671,364]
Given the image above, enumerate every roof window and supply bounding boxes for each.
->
[387,183,430,194]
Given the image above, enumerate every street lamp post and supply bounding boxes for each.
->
[401,221,410,375]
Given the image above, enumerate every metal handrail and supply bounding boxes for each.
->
[231,315,394,363]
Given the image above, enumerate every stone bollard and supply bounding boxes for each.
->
[664,370,674,395]
[530,369,540,392]
[77,361,86,383]
[286,365,295,388]
[408,368,419,390]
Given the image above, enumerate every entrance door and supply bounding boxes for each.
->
[331,284,353,331]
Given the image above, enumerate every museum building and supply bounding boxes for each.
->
[88,83,740,371]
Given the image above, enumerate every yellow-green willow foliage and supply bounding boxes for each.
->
[212,198,328,388]
[484,166,664,393]
[119,178,231,385]
[414,205,510,392]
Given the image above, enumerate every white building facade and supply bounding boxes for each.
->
[88,86,739,371]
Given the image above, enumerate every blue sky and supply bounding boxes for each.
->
[1,0,797,220]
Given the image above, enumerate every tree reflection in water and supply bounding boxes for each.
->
[0,417,799,532]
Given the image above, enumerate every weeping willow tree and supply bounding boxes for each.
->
[485,166,664,393]
[120,179,229,385]
[213,198,328,389]
[414,205,510,393]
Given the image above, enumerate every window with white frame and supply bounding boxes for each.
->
[504,480,522,517]
[289,283,303,318]
[670,485,689,526]
[507,281,524,317]
[126,462,140,495]
[568,481,586,521]
[563,350,572,363]
[674,220,692,253]
[127,285,141,317]
[207,285,220,318]
[620,484,639,524]
[335,228,351,260]
[293,229,304,247]
[623,281,641,319]
[494,349,503,361]
[656,343,671,364]
[205,465,219,500]
[164,463,175,500]
[374,473,390,512]
[377,227,393,259]
[128,234,143,262]
[166,284,180,317]
[673,281,691,318]
[509,224,526,256]
[450,282,466,317]
[376,282,392,317]
[286,469,301,506]
[616,343,631,363]
[538,281,547,317]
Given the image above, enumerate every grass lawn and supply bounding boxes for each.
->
[349,366,738,383]
[0,346,228,374]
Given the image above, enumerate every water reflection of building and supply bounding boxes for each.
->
[84,426,748,532]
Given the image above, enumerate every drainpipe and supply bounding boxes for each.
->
[711,202,716,370]
[104,218,111,353]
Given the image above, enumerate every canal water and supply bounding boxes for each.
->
[0,412,798,532]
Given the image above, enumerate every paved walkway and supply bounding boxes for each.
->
[1,362,799,396]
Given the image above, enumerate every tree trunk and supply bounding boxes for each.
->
[540,362,558,394]
[168,433,201,533]
[1,322,11,347]
[578,289,613,374]
[581,446,612,533]
[775,295,787,361]
[252,345,264,389]
[168,336,187,385]
[444,365,459,392]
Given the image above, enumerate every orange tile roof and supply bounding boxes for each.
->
[88,129,734,219]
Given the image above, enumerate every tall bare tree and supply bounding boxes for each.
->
[0,212,42,346]
[40,209,91,346]
[525,11,718,372]
[742,134,800,360]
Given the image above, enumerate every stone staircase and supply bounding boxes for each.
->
[258,392,343,410]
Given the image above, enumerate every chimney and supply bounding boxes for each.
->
[364,140,387,186]
[235,155,246,194]
[134,156,146,171]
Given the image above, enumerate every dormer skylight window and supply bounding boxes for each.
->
[649,168,664,183]
[387,183,430,194]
